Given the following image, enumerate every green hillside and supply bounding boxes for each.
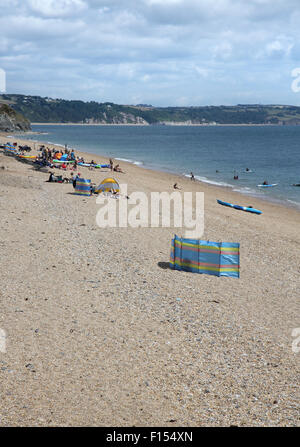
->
[1,94,300,125]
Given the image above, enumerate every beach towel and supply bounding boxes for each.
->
[74,178,92,196]
[170,235,240,277]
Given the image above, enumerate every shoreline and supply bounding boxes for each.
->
[2,131,300,214]
[30,122,280,126]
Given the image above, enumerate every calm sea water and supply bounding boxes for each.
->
[20,124,300,208]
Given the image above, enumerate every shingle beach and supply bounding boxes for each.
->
[0,134,299,426]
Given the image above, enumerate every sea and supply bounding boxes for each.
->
[19,124,300,209]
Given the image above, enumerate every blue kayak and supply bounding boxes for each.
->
[217,199,262,215]
[257,183,278,187]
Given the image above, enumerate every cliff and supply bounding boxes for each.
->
[0,103,31,132]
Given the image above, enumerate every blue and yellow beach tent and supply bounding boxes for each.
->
[95,178,120,194]
[170,235,240,278]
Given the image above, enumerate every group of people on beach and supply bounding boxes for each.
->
[47,171,80,184]
[38,144,127,189]
[33,145,126,175]
[38,146,78,169]
[40,146,75,161]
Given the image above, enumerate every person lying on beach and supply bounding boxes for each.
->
[109,189,120,198]
[46,173,63,183]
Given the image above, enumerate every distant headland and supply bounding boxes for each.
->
[1,93,300,128]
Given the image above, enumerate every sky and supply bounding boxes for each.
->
[1,0,300,106]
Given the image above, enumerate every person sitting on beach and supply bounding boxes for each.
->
[90,182,96,194]
[47,172,54,182]
[89,160,95,170]
[72,173,80,189]
[173,183,181,190]
[114,164,125,173]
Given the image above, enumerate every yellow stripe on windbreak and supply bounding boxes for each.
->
[174,240,239,251]
[171,260,238,272]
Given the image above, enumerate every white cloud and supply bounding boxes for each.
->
[1,0,300,105]
[27,0,87,17]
